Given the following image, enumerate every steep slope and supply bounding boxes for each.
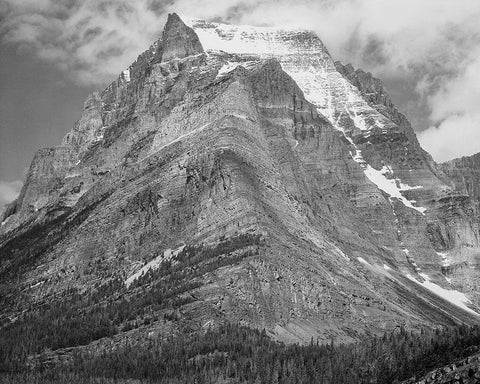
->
[184,17,480,308]
[443,153,480,205]
[1,14,479,358]
[438,154,480,306]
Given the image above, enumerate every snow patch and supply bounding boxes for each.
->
[403,248,422,272]
[217,62,240,77]
[436,251,451,267]
[383,264,392,271]
[406,274,479,316]
[349,108,369,131]
[65,171,81,179]
[122,68,131,82]
[350,151,426,214]
[216,60,258,78]
[149,40,159,56]
[30,281,44,289]
[183,18,303,56]
[362,163,426,214]
[335,248,350,261]
[357,257,370,265]
[125,245,185,287]
[419,272,430,281]
[155,121,213,152]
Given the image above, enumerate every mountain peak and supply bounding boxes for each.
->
[2,13,480,375]
[160,13,204,62]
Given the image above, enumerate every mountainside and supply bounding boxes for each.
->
[1,13,480,364]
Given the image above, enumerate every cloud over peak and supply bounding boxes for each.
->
[1,0,166,85]
[1,0,480,161]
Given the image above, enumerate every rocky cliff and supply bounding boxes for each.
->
[436,154,480,307]
[1,14,480,355]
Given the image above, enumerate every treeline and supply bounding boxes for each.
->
[4,232,480,383]
[3,322,480,384]
[0,234,262,372]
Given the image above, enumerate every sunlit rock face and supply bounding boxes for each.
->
[185,17,480,303]
[1,14,480,347]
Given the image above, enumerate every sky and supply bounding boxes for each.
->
[1,0,480,209]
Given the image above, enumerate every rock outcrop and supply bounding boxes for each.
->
[159,13,204,62]
[402,350,480,384]
[335,61,410,128]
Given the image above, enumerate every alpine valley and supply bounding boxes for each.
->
[1,13,480,384]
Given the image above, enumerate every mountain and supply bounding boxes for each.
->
[1,13,480,368]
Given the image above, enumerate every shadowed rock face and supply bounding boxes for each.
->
[159,13,204,62]
[1,15,480,350]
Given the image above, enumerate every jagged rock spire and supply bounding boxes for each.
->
[160,13,204,62]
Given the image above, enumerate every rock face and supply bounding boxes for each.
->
[442,153,480,207]
[334,61,410,128]
[437,154,480,305]
[1,13,480,349]
[159,13,204,61]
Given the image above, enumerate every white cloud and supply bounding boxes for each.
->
[418,48,480,162]
[418,115,480,163]
[0,180,22,212]
[428,54,480,123]
[0,0,165,85]
[1,0,480,160]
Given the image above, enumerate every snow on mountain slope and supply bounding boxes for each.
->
[406,274,479,316]
[125,245,185,287]
[185,17,427,215]
[184,17,393,134]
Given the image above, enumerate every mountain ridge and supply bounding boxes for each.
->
[1,13,480,362]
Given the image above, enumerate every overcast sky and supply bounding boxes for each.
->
[1,0,480,209]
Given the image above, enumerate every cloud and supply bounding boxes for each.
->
[0,180,22,213]
[417,51,480,162]
[418,114,480,163]
[0,0,167,85]
[1,0,480,161]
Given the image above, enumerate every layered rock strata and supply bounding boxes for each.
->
[1,14,480,348]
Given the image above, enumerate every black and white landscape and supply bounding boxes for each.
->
[1,3,480,383]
